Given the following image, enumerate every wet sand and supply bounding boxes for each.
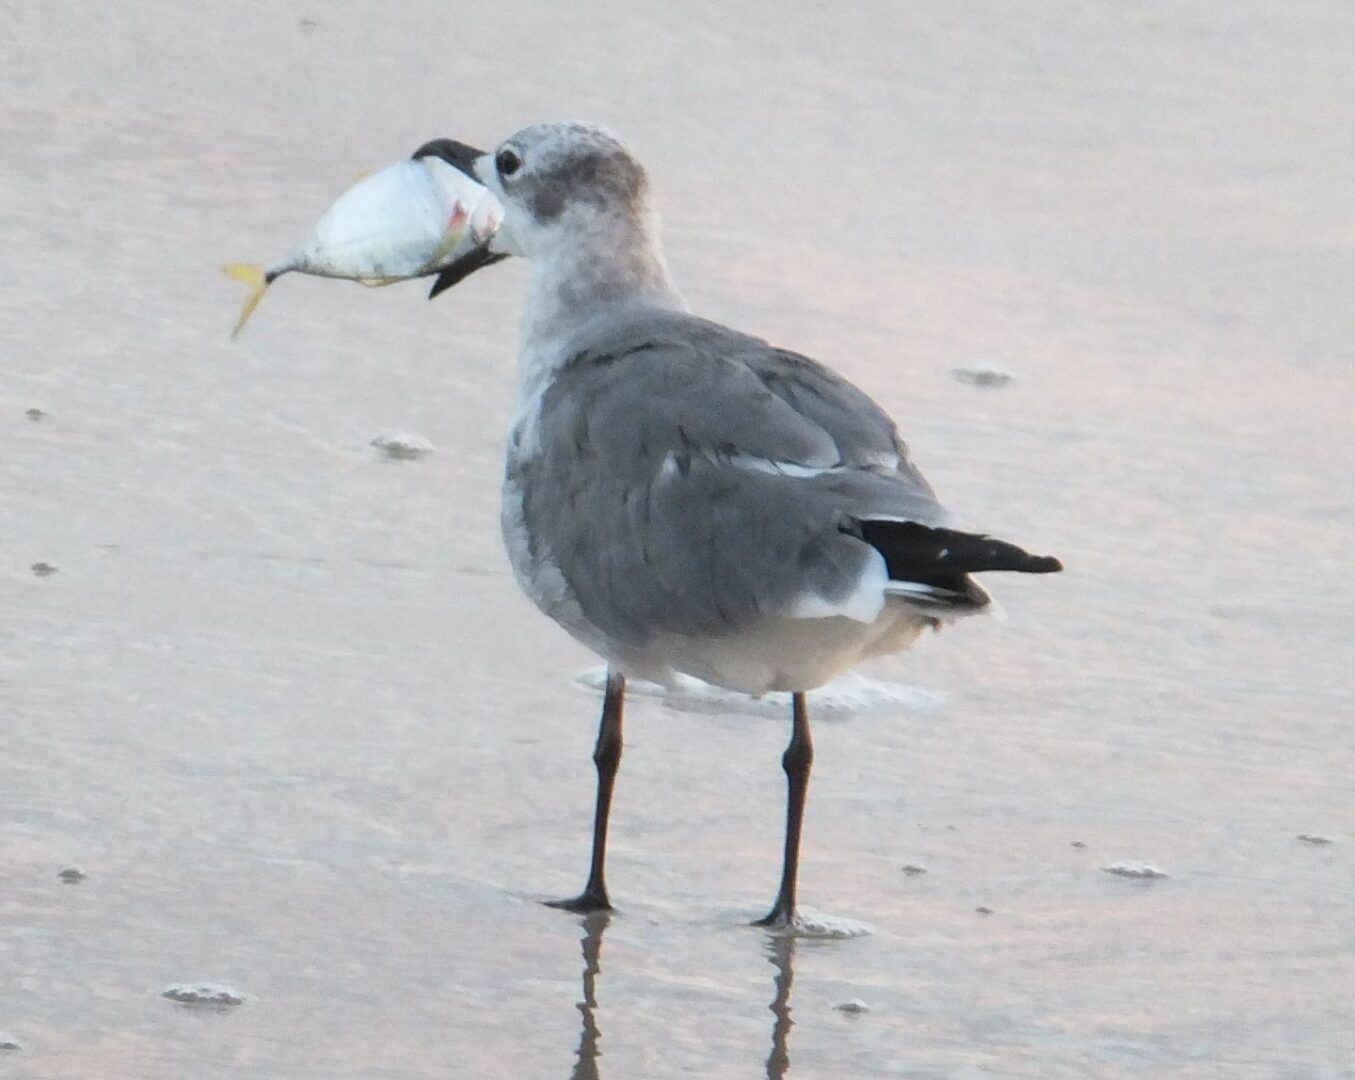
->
[3,2,1354,1077]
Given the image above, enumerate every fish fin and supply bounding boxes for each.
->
[223,263,269,337]
[356,276,404,288]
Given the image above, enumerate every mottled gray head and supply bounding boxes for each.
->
[474,122,652,257]
[422,122,674,306]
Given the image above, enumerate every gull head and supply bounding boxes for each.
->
[475,122,652,260]
[423,122,679,320]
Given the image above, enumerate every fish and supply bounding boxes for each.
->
[226,140,504,337]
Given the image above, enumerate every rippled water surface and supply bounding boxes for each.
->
[4,3,1353,1077]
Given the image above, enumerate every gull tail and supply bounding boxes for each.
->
[855,520,1062,611]
[223,263,270,338]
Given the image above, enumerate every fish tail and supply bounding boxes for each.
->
[223,263,269,338]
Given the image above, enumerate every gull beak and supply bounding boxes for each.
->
[411,138,510,300]
[426,241,510,299]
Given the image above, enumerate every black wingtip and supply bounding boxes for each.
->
[857,520,1063,582]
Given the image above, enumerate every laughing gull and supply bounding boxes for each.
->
[421,123,1062,927]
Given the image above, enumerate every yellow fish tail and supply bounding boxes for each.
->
[223,263,269,338]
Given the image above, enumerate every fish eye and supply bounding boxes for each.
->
[496,148,523,179]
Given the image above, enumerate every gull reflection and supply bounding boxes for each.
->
[764,933,797,1079]
[568,911,610,1080]
[562,914,798,1079]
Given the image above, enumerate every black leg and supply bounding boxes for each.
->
[755,692,814,928]
[547,670,625,913]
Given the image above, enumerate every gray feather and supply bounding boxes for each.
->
[511,310,949,645]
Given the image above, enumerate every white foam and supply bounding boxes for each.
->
[1101,862,1169,881]
[370,430,434,460]
[161,983,247,1006]
[789,911,876,939]
[574,668,941,717]
[952,361,1015,388]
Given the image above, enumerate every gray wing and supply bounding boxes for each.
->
[516,311,947,644]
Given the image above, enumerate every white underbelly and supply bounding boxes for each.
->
[608,604,938,695]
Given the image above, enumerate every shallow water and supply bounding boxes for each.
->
[3,2,1353,1077]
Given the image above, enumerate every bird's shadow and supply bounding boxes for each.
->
[561,913,799,1079]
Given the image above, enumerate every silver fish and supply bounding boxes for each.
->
[226,141,503,337]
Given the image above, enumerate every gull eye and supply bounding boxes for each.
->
[495,148,522,178]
